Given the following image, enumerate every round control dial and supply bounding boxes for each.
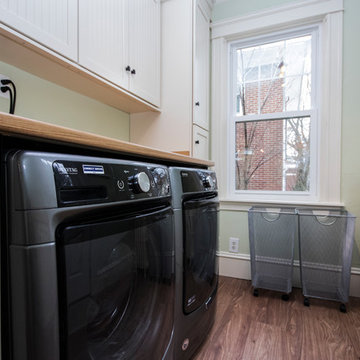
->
[133,172,151,193]
[203,175,214,189]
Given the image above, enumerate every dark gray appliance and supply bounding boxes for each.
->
[169,167,218,360]
[4,151,175,360]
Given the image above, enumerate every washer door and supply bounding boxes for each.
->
[183,195,218,314]
[57,204,174,360]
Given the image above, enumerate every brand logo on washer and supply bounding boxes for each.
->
[65,167,78,174]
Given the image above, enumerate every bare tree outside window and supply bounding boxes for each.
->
[234,36,312,191]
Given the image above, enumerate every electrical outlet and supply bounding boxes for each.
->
[229,237,239,253]
[0,74,11,99]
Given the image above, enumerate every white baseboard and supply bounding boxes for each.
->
[218,251,360,298]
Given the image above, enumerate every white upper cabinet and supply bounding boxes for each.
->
[79,0,160,107]
[0,0,77,61]
[79,0,128,89]
[128,0,160,107]
[193,0,210,131]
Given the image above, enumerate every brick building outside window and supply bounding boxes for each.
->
[232,34,312,193]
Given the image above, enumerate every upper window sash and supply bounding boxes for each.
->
[229,26,319,120]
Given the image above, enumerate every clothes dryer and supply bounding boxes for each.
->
[169,167,218,360]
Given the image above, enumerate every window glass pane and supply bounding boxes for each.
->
[284,74,311,111]
[235,35,312,116]
[235,117,310,191]
[260,79,284,113]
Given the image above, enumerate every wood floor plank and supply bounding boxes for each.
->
[341,297,360,357]
[300,306,357,360]
[194,276,360,360]
[241,320,299,360]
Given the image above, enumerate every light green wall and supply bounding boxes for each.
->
[212,0,297,22]
[341,0,360,266]
[214,0,360,267]
[0,61,130,140]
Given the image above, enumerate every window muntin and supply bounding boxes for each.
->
[230,30,317,196]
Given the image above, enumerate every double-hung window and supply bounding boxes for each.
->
[212,0,343,205]
[229,27,318,201]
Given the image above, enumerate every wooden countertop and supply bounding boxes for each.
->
[0,112,214,167]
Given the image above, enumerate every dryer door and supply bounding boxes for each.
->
[182,195,218,314]
[57,204,174,360]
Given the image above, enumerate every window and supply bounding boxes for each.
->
[211,0,343,205]
[230,30,317,197]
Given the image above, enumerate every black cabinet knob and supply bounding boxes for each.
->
[131,69,136,75]
[195,140,200,144]
[125,65,131,72]
[195,101,200,106]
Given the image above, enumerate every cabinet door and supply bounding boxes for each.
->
[128,0,160,107]
[79,0,129,89]
[0,0,77,60]
[193,1,210,130]
[193,125,209,160]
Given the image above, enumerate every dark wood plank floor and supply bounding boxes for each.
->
[194,276,360,360]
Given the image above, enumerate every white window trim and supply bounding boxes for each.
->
[211,0,343,206]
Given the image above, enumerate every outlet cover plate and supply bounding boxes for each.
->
[229,237,239,253]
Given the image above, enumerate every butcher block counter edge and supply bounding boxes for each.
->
[0,112,214,167]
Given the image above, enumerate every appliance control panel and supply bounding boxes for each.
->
[181,170,217,193]
[53,160,171,206]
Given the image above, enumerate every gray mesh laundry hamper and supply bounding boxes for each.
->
[248,207,297,300]
[298,208,356,312]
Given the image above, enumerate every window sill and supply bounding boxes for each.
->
[219,198,345,211]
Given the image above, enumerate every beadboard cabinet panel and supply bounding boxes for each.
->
[79,0,128,89]
[128,0,160,107]
[0,0,77,60]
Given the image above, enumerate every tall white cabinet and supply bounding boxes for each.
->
[130,0,212,160]
[0,0,78,60]
[193,1,210,131]
[79,0,160,107]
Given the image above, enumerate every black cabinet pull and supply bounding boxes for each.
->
[125,65,131,72]
[195,101,200,106]
[195,140,200,144]
[131,69,136,75]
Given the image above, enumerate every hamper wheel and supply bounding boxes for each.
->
[304,297,310,307]
[253,289,259,297]
[340,303,347,313]
[281,294,289,301]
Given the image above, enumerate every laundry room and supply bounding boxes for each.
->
[0,0,359,359]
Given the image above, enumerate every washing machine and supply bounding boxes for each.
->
[2,150,175,360]
[169,167,219,360]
